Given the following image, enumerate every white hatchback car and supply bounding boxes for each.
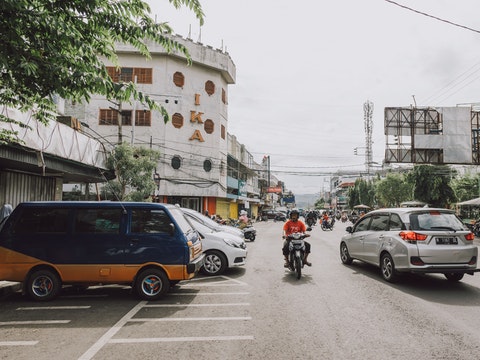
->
[181,209,247,276]
[340,207,478,282]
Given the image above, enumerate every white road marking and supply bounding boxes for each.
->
[144,303,249,308]
[109,335,254,343]
[0,341,38,346]
[168,292,250,296]
[129,316,251,322]
[78,301,146,360]
[16,306,90,310]
[0,320,70,325]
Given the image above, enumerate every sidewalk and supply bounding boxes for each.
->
[0,281,21,297]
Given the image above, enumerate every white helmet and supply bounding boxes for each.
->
[240,210,247,216]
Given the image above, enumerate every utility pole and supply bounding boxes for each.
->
[364,100,374,176]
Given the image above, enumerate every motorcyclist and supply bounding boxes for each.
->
[321,211,330,227]
[238,210,249,229]
[282,208,311,267]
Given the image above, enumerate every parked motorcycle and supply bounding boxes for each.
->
[285,232,309,279]
[472,220,480,237]
[242,225,257,241]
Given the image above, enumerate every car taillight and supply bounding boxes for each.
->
[399,231,428,242]
[465,233,475,241]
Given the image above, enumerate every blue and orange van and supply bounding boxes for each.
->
[0,201,204,301]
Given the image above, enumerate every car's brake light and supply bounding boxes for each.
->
[399,231,428,241]
[465,232,475,241]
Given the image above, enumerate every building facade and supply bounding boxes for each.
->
[64,35,277,219]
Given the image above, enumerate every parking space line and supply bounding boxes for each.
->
[129,316,251,322]
[0,341,38,346]
[17,306,90,310]
[109,335,254,343]
[169,291,249,296]
[144,303,249,308]
[0,320,70,326]
[78,301,146,360]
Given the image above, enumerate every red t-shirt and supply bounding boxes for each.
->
[283,219,306,236]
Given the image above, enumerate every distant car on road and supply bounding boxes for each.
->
[261,210,286,222]
[340,207,478,283]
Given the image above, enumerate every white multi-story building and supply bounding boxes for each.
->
[65,35,268,218]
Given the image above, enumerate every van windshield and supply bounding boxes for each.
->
[170,208,196,233]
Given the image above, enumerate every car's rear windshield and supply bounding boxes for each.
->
[409,211,465,231]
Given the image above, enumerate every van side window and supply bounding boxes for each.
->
[13,208,69,234]
[389,213,404,230]
[132,209,172,234]
[369,214,390,231]
[75,209,121,234]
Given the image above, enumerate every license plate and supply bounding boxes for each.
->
[435,237,458,245]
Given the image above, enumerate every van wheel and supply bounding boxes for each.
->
[202,250,227,276]
[135,269,169,300]
[26,269,61,301]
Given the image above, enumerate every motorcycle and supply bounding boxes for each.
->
[472,220,480,237]
[242,224,257,241]
[306,216,316,228]
[321,218,334,231]
[285,232,309,279]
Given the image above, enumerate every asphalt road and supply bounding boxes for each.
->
[2,220,480,359]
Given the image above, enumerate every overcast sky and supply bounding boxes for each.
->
[147,0,480,194]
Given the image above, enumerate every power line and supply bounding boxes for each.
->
[384,0,480,34]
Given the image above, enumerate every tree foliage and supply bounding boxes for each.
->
[347,178,375,209]
[451,173,480,202]
[406,165,457,207]
[105,142,161,201]
[375,172,413,207]
[0,0,204,143]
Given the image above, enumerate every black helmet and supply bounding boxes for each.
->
[290,209,299,218]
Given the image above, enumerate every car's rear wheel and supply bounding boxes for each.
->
[26,269,62,301]
[444,273,464,282]
[340,242,353,265]
[380,253,399,283]
[135,268,169,300]
[202,250,227,276]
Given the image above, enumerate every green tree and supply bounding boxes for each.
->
[451,173,480,202]
[0,0,204,144]
[406,165,457,208]
[375,172,413,207]
[105,142,161,201]
[348,178,375,209]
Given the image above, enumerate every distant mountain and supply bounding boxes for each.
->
[293,193,319,209]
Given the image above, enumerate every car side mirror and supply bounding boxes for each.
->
[346,226,353,233]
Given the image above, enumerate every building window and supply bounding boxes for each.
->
[222,88,227,104]
[221,124,225,139]
[135,110,151,126]
[205,80,215,95]
[171,156,182,169]
[203,159,212,172]
[99,109,131,126]
[106,66,153,84]
[173,72,185,87]
[172,113,184,128]
[204,119,214,134]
